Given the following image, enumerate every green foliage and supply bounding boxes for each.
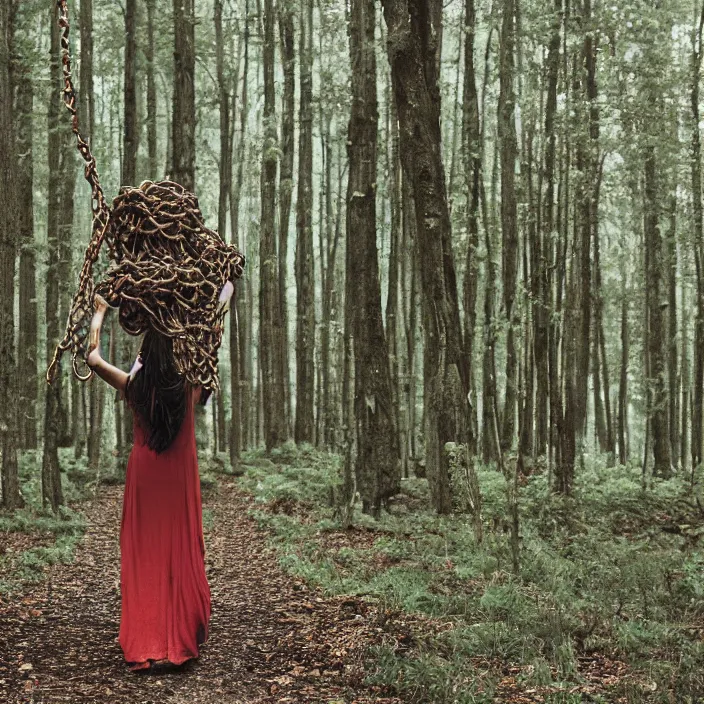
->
[0,449,87,596]
[241,448,704,702]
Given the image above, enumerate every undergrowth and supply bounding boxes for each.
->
[0,449,87,596]
[240,441,704,703]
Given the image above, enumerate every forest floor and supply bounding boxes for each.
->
[2,445,704,703]
[0,471,408,704]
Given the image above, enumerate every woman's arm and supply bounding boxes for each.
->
[86,295,130,397]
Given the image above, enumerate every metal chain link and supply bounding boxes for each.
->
[46,0,246,395]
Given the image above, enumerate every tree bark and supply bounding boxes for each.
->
[15,42,37,453]
[0,0,21,509]
[381,0,467,514]
[498,0,519,453]
[215,0,231,456]
[230,0,250,464]
[691,2,704,474]
[260,0,287,450]
[278,5,295,437]
[146,0,157,179]
[462,0,481,458]
[644,145,671,477]
[121,0,138,450]
[42,4,66,511]
[665,196,679,469]
[537,0,561,460]
[347,0,400,515]
[172,0,196,191]
[295,0,316,444]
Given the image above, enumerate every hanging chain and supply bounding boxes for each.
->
[46,0,246,394]
[46,0,113,384]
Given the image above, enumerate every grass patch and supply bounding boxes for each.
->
[0,449,88,597]
[240,443,704,703]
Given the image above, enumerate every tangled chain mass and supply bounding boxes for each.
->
[46,0,245,394]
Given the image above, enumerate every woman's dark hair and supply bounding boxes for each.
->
[125,329,188,453]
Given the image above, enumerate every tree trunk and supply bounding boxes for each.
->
[644,145,671,477]
[215,0,231,456]
[278,5,295,438]
[463,0,481,458]
[15,51,37,453]
[498,0,519,453]
[260,0,286,450]
[42,4,66,511]
[230,0,250,464]
[381,0,467,514]
[692,2,704,475]
[618,265,629,466]
[121,0,138,450]
[665,196,679,469]
[295,0,316,444]
[347,0,400,515]
[146,0,157,179]
[0,0,21,509]
[537,0,561,460]
[172,0,196,191]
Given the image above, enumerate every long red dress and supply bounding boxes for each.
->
[119,384,211,670]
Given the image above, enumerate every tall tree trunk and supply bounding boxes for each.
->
[644,145,671,477]
[295,0,316,444]
[42,4,66,511]
[121,0,138,449]
[347,0,400,515]
[230,0,250,464]
[215,0,231,455]
[681,282,690,474]
[146,0,157,179]
[387,86,402,467]
[78,0,105,467]
[692,2,704,474]
[618,264,629,466]
[260,0,286,450]
[381,0,467,514]
[278,5,295,438]
[575,0,598,446]
[537,0,561,460]
[498,0,519,452]
[15,51,37,453]
[0,0,20,509]
[665,196,679,469]
[172,0,196,191]
[463,0,481,458]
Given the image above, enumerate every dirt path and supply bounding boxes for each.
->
[0,476,403,704]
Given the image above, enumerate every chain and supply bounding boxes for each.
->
[46,0,246,395]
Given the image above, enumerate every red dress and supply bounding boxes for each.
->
[119,384,211,669]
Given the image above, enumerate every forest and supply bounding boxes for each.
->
[2,0,704,701]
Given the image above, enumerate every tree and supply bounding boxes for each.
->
[346,0,400,515]
[278,2,295,436]
[498,0,519,452]
[294,0,316,444]
[172,0,196,191]
[381,0,468,514]
[0,0,21,509]
[691,0,704,475]
[230,0,251,464]
[42,3,66,512]
[15,3,38,453]
[260,0,287,450]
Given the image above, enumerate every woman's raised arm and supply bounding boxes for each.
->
[86,295,130,396]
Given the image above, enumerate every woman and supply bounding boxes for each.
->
[86,281,234,671]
